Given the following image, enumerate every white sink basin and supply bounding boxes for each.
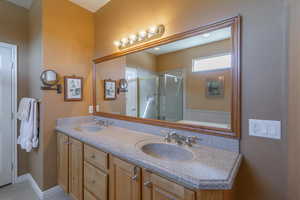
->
[140,143,194,161]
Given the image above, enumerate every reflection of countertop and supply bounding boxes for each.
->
[177,120,230,129]
[56,119,242,190]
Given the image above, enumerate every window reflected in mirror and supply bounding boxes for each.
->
[95,26,233,130]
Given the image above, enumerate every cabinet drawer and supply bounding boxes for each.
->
[84,144,108,171]
[84,162,108,200]
[84,189,98,200]
[150,173,195,200]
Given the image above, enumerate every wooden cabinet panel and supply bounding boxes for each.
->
[57,132,69,193]
[69,138,83,200]
[196,191,223,200]
[142,171,195,200]
[109,156,141,200]
[84,161,108,200]
[84,144,108,172]
[84,189,98,200]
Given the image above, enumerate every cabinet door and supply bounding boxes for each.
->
[69,138,83,200]
[109,156,141,200]
[142,172,195,200]
[57,132,69,193]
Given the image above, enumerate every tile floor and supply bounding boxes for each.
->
[0,182,71,200]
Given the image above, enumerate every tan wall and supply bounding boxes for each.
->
[0,0,29,176]
[126,52,157,72]
[96,57,126,114]
[157,39,232,112]
[94,0,288,199]
[288,0,300,199]
[41,0,94,190]
[27,0,44,187]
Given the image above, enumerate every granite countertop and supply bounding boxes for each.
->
[56,122,242,190]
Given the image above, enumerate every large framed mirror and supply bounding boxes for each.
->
[93,16,241,138]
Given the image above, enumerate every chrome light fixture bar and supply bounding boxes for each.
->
[114,24,165,50]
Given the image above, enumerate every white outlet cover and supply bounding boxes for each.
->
[249,119,281,140]
[88,105,94,114]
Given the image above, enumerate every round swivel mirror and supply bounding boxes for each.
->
[40,70,59,86]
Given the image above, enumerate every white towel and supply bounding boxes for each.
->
[17,98,39,152]
[17,98,31,121]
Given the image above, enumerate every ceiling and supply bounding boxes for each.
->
[6,0,110,12]
[69,0,110,12]
[6,0,33,9]
[146,27,231,56]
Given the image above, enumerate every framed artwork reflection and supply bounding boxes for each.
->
[64,76,83,101]
[104,79,116,100]
[206,76,224,98]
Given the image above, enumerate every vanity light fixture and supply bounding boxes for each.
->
[114,24,165,50]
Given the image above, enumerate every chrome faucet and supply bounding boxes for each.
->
[93,118,113,127]
[163,130,201,147]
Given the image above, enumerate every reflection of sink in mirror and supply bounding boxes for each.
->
[140,143,194,161]
[95,26,233,130]
[75,123,103,132]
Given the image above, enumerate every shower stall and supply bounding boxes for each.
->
[125,67,183,122]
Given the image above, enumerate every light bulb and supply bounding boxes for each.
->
[121,37,129,45]
[149,25,158,34]
[138,30,147,39]
[202,33,211,38]
[114,41,121,47]
[129,34,137,43]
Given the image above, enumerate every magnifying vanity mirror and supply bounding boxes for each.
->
[93,16,241,138]
[40,70,62,93]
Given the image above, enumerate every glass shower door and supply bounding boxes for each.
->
[158,70,183,122]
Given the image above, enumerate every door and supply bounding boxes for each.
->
[69,138,83,200]
[57,132,69,193]
[0,43,15,187]
[109,156,141,200]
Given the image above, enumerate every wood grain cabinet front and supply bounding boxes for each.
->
[84,161,108,200]
[57,132,69,193]
[84,144,108,172]
[109,156,141,200]
[69,138,84,200]
[142,170,195,200]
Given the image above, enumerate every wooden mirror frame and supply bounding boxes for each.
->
[92,16,241,138]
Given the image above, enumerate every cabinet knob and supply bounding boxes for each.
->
[143,181,152,188]
[131,166,139,181]
[91,154,96,159]
[131,174,138,181]
[91,180,96,184]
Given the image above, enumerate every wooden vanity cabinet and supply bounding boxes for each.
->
[57,132,69,193]
[109,156,141,200]
[57,132,233,200]
[69,137,84,200]
[142,169,195,200]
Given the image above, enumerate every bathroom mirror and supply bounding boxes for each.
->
[40,70,59,86]
[93,16,241,138]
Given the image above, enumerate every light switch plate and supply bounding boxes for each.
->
[249,119,281,140]
[96,105,100,112]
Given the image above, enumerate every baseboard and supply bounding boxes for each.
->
[16,173,65,200]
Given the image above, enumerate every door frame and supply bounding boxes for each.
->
[0,42,18,184]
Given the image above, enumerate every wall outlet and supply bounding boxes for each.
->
[249,119,281,139]
[88,105,94,114]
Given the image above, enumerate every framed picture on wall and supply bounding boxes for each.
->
[206,76,224,98]
[64,76,83,101]
[104,79,117,100]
